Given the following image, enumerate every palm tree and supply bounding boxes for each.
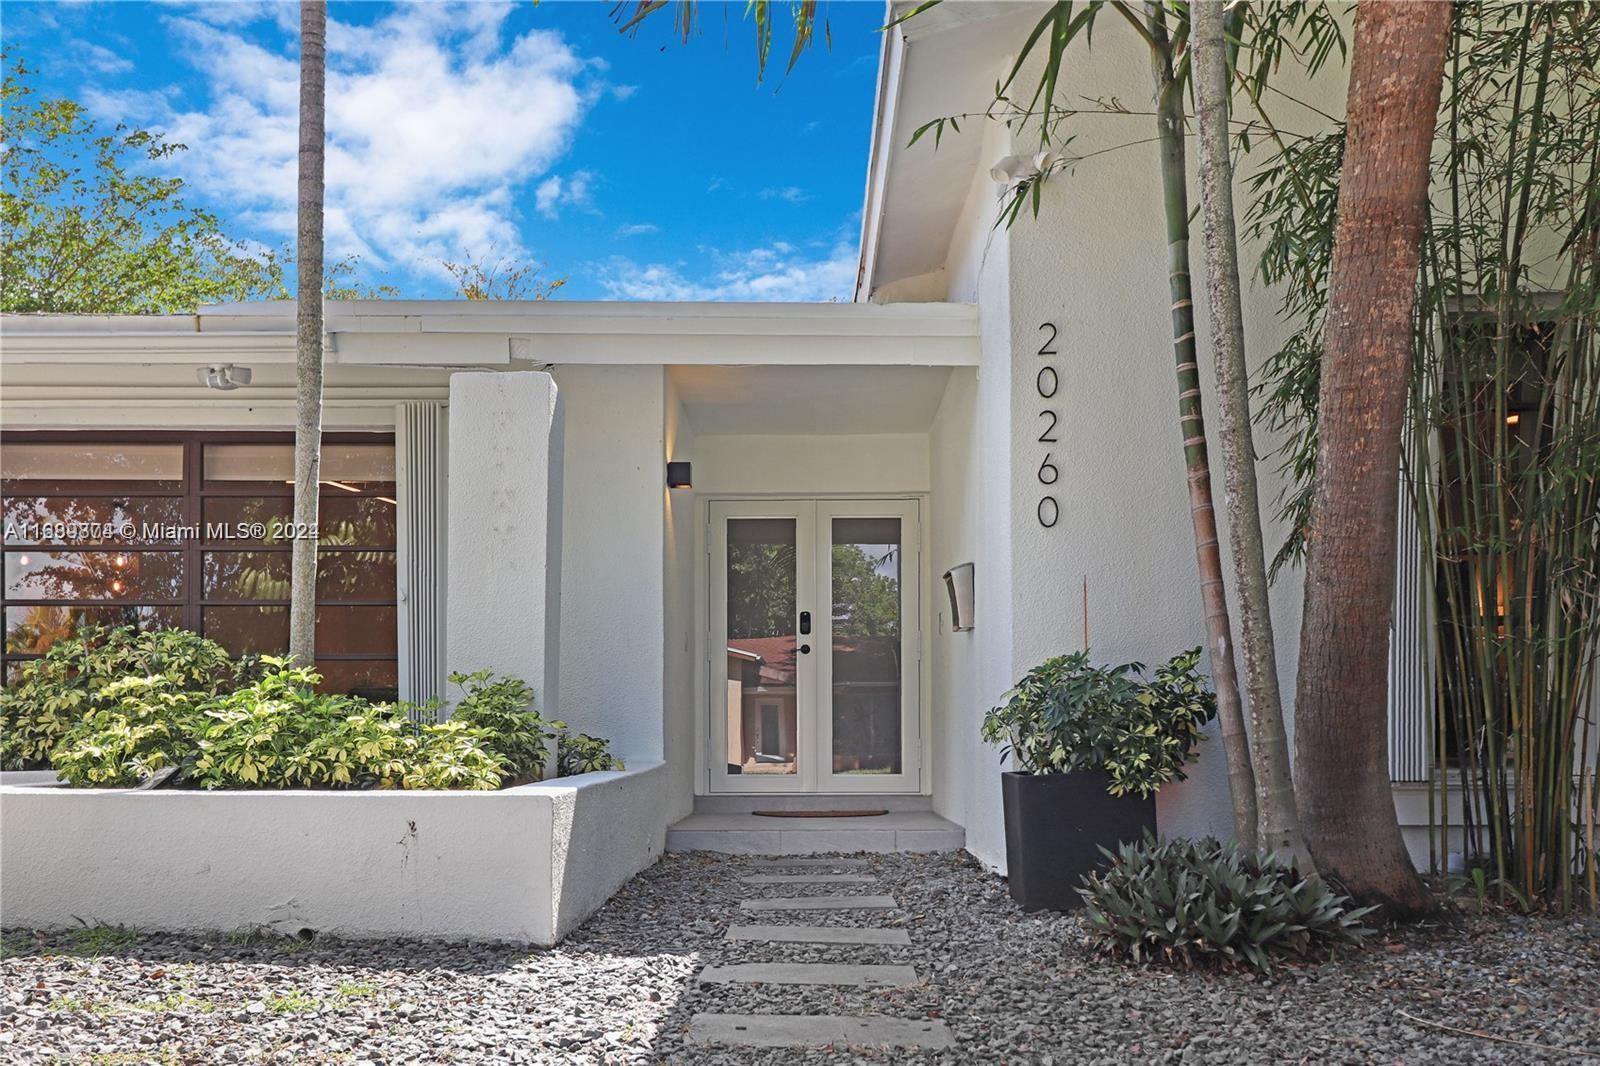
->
[1293,0,1452,916]
[289,0,327,666]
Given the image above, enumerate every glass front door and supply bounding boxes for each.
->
[709,499,920,793]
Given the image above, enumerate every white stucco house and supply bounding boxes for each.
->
[0,6,1450,942]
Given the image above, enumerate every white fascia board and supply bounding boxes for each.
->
[1,302,979,367]
[0,332,296,364]
[855,11,908,303]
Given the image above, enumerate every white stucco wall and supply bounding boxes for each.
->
[915,19,1350,867]
[547,365,667,767]
[0,764,668,946]
[445,371,564,721]
[927,117,1017,871]
[662,372,699,821]
[692,433,931,496]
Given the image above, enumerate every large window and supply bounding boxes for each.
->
[2,433,399,698]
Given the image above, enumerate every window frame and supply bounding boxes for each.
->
[2,430,398,687]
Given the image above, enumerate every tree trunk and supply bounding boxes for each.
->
[1189,1,1307,864]
[289,0,327,666]
[1146,8,1258,848]
[1294,0,1451,917]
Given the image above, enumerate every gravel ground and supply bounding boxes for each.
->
[4,851,1598,1064]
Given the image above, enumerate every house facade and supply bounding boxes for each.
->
[1,4,1450,901]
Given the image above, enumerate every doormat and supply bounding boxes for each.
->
[752,809,890,818]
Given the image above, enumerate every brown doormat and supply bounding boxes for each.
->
[752,809,889,818]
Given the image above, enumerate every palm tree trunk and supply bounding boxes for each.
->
[1146,7,1258,848]
[289,0,327,666]
[1189,1,1306,864]
[1294,0,1451,917]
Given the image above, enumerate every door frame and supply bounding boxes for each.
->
[698,495,928,796]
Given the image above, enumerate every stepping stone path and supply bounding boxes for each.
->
[683,855,955,1053]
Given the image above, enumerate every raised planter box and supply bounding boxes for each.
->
[0,761,666,946]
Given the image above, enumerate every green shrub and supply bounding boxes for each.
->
[0,626,242,770]
[189,660,504,791]
[447,670,560,783]
[51,676,208,787]
[1079,835,1376,973]
[981,648,1216,797]
[557,732,625,777]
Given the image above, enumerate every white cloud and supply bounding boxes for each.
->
[97,4,595,277]
[533,170,594,220]
[68,40,134,75]
[759,185,809,203]
[597,237,856,302]
[615,222,657,237]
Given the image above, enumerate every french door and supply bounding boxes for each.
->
[709,499,921,793]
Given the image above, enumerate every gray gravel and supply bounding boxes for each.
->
[4,851,1598,1064]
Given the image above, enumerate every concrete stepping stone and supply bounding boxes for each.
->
[739,895,896,912]
[749,857,870,869]
[698,963,919,987]
[725,924,911,946]
[740,873,877,885]
[687,1013,954,1050]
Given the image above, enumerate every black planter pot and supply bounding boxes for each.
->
[1001,769,1156,912]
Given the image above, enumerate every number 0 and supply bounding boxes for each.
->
[1038,496,1059,528]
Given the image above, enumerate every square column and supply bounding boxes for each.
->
[446,371,564,719]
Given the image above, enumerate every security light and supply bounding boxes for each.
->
[198,364,253,391]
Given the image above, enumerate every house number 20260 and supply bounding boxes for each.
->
[1036,322,1060,528]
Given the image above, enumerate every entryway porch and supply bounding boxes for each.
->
[666,794,965,854]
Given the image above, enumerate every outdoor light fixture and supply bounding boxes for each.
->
[197,364,253,391]
[666,461,692,489]
[943,562,975,632]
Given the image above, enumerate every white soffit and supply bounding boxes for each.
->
[669,364,955,435]
[860,2,1042,298]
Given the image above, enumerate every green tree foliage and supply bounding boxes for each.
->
[1,62,286,314]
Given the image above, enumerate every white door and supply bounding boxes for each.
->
[709,499,921,794]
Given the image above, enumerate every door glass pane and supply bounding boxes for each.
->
[725,518,797,776]
[831,517,902,775]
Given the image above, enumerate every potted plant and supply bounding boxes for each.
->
[981,648,1216,911]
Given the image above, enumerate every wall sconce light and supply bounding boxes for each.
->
[666,461,692,489]
[943,562,975,632]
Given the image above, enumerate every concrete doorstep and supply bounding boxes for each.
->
[686,1013,955,1050]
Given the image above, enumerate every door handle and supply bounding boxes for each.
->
[799,644,812,655]
[799,610,812,635]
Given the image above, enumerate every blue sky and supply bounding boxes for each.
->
[4,1,886,300]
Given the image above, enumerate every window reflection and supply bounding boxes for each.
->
[831,518,902,775]
[725,518,798,776]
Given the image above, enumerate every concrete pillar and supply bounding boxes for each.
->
[445,371,564,719]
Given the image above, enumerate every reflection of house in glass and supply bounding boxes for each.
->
[725,636,797,774]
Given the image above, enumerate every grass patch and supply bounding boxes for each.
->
[128,992,216,1014]
[0,930,39,960]
[68,925,136,957]
[335,981,377,999]
[264,989,321,1014]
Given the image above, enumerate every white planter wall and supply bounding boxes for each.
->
[0,762,667,946]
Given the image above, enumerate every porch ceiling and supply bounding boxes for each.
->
[670,365,954,436]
